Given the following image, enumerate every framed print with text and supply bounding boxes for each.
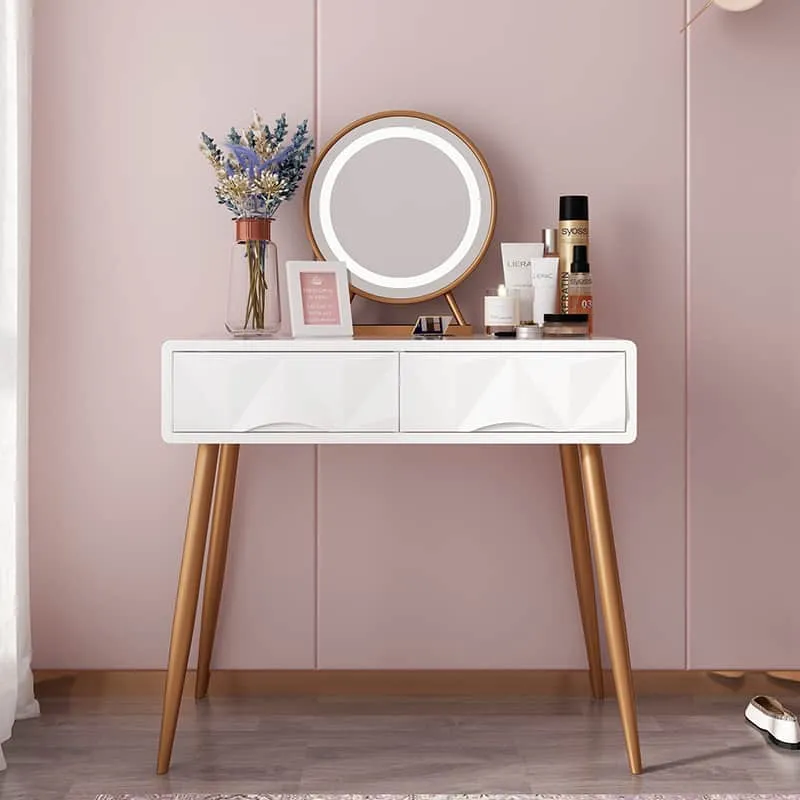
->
[286,260,353,337]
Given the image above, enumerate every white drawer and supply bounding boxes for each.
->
[399,351,627,433]
[170,352,399,433]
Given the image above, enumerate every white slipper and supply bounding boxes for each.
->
[745,695,800,750]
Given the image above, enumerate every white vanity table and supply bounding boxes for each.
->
[157,335,642,775]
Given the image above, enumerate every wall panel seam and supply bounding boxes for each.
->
[684,0,692,671]
[313,0,321,671]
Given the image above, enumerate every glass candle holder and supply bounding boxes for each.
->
[484,286,518,335]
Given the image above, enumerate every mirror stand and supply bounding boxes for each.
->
[443,291,467,326]
[349,289,474,338]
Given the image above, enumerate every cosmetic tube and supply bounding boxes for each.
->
[530,257,559,324]
[501,243,543,324]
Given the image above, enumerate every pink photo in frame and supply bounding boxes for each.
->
[286,260,353,338]
[299,271,341,325]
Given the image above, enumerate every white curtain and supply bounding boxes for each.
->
[0,0,38,772]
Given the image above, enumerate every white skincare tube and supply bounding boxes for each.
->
[501,243,544,324]
[530,256,560,324]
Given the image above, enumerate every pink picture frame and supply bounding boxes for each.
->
[286,260,353,337]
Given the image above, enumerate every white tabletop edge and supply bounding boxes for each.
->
[162,336,636,354]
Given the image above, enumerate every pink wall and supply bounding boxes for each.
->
[688,1,800,668]
[29,0,800,670]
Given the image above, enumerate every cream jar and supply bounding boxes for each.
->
[542,313,589,337]
[484,285,519,335]
[515,324,542,339]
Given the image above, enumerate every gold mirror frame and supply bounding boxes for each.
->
[303,110,497,327]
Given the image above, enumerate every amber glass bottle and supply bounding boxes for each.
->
[567,244,593,334]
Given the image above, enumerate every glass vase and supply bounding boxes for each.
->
[226,217,280,337]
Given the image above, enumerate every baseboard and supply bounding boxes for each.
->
[32,669,800,698]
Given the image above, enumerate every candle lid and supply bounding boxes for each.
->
[543,313,588,323]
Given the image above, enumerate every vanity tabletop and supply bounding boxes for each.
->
[163,335,635,353]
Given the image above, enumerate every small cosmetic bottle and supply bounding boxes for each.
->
[484,285,519,335]
[543,227,558,258]
[567,244,593,334]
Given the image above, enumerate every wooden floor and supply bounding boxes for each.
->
[1,694,799,799]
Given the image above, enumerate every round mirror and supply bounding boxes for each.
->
[304,111,496,304]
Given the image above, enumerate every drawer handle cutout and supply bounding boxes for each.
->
[245,422,326,433]
[472,422,549,433]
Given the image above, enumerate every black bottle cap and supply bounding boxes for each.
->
[571,244,590,273]
[559,195,589,221]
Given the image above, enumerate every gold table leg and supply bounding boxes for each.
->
[579,444,643,776]
[196,444,240,700]
[156,443,219,775]
[560,444,604,700]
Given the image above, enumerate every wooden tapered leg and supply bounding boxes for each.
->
[156,444,219,775]
[559,444,604,700]
[579,444,643,776]
[196,444,240,700]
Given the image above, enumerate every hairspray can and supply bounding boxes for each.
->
[557,195,589,313]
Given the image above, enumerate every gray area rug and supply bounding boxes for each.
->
[94,794,800,800]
